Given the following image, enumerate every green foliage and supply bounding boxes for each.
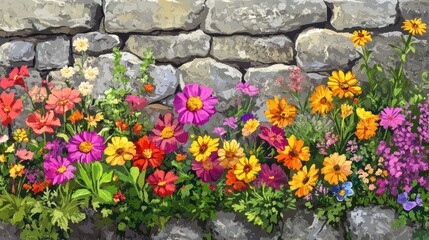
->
[285,114,334,145]
[316,197,352,225]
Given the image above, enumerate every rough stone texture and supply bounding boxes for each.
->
[282,210,341,239]
[207,211,280,240]
[178,58,242,112]
[72,32,122,56]
[104,0,206,33]
[325,0,398,30]
[203,0,327,34]
[352,31,429,84]
[296,28,359,72]
[145,65,180,103]
[35,36,70,71]
[0,221,20,240]
[347,206,414,240]
[211,35,294,64]
[143,103,174,123]
[0,41,35,67]
[126,30,210,63]
[0,0,102,37]
[151,218,203,240]
[400,0,429,26]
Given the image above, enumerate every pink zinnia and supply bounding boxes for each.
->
[191,152,224,183]
[223,117,238,129]
[236,82,259,96]
[380,107,405,130]
[45,88,81,114]
[258,125,288,150]
[26,110,61,134]
[125,95,149,114]
[255,164,287,190]
[67,131,106,163]
[16,149,34,160]
[151,113,188,153]
[173,83,218,126]
[44,156,76,185]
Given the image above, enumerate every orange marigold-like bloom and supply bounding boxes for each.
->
[264,96,297,127]
[328,70,362,99]
[402,18,426,36]
[309,85,334,116]
[116,119,129,131]
[69,110,84,124]
[350,30,372,47]
[356,117,379,140]
[275,135,310,170]
[144,84,155,94]
[321,153,353,185]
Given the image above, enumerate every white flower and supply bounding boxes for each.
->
[83,67,99,81]
[0,134,9,144]
[60,66,75,79]
[73,37,89,53]
[78,82,94,96]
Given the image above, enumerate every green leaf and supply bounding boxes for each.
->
[56,133,69,142]
[137,170,146,189]
[91,161,103,182]
[99,171,113,185]
[98,189,113,203]
[66,123,75,135]
[130,167,140,184]
[77,163,92,190]
[71,189,91,199]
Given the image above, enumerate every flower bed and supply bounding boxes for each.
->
[0,19,429,239]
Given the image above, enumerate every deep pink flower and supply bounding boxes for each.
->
[255,164,288,190]
[125,95,149,114]
[236,82,259,96]
[173,83,218,126]
[380,107,405,130]
[191,152,224,182]
[67,131,106,163]
[151,113,188,153]
[44,156,76,185]
[258,125,288,150]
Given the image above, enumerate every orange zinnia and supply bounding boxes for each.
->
[226,168,248,191]
[69,110,84,124]
[356,117,379,140]
[264,96,297,127]
[275,135,310,170]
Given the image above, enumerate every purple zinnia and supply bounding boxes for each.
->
[174,83,218,126]
[44,156,76,185]
[191,152,223,182]
[379,107,405,130]
[255,164,287,190]
[223,117,238,129]
[258,125,288,150]
[44,139,67,160]
[241,113,254,122]
[67,131,106,163]
[236,82,259,97]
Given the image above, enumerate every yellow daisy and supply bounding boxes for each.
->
[104,137,136,166]
[234,155,261,183]
[309,85,334,116]
[289,164,319,197]
[189,135,219,162]
[350,30,372,47]
[402,18,426,36]
[328,70,362,99]
[218,140,245,168]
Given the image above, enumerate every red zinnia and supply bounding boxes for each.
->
[146,169,178,198]
[26,110,61,134]
[0,65,29,90]
[133,136,165,171]
[45,88,81,115]
[0,92,23,126]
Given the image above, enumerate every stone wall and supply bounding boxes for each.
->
[1,0,429,117]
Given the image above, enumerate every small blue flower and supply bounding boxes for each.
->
[240,113,254,122]
[332,181,354,201]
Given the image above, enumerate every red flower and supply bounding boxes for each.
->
[32,181,46,194]
[115,119,129,131]
[0,66,29,90]
[133,123,143,135]
[144,84,155,94]
[26,110,61,134]
[133,136,164,171]
[113,190,126,203]
[0,92,23,126]
[45,88,81,115]
[226,168,248,191]
[146,169,178,198]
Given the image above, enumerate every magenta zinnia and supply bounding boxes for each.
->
[379,107,405,130]
[173,83,218,126]
[151,113,189,153]
[44,156,76,185]
[255,164,288,190]
[67,131,106,163]
[258,125,288,150]
[191,152,224,182]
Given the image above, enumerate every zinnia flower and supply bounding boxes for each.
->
[328,70,362,99]
[125,95,149,114]
[146,169,178,198]
[379,107,405,130]
[0,65,29,90]
[275,135,310,170]
[83,67,99,81]
[16,149,34,160]
[133,136,165,171]
[309,85,334,116]
[242,119,259,137]
[44,156,76,185]
[350,30,372,47]
[0,92,23,126]
[235,82,259,96]
[150,113,188,153]
[264,96,297,127]
[234,155,261,183]
[218,139,245,168]
[321,153,352,185]
[223,117,238,129]
[60,66,76,79]
[191,152,224,182]
[73,37,89,52]
[173,83,218,126]
[9,164,25,178]
[226,167,248,191]
[67,131,106,163]
[45,88,82,115]
[189,135,219,162]
[402,18,426,36]
[28,85,48,103]
[258,125,288,150]
[104,137,136,166]
[289,164,319,197]
[332,181,354,201]
[356,117,379,140]
[255,164,287,190]
[26,110,61,134]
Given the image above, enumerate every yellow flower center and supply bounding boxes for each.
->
[202,160,214,170]
[186,96,203,112]
[78,141,93,153]
[116,148,125,155]
[268,176,275,180]
[58,99,69,105]
[340,83,349,89]
[338,189,346,197]
[57,166,67,174]
[3,107,10,113]
[160,127,174,139]
[158,181,167,186]
[143,149,153,159]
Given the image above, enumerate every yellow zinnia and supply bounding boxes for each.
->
[356,117,379,140]
[234,155,261,183]
[289,164,319,197]
[264,96,297,127]
[189,135,219,162]
[275,135,310,170]
[328,70,362,99]
[309,85,334,116]
[242,119,260,137]
[350,30,372,47]
[340,104,353,119]
[85,113,104,128]
[104,137,136,166]
[9,164,25,179]
[321,153,352,185]
[218,140,245,168]
[402,18,426,36]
